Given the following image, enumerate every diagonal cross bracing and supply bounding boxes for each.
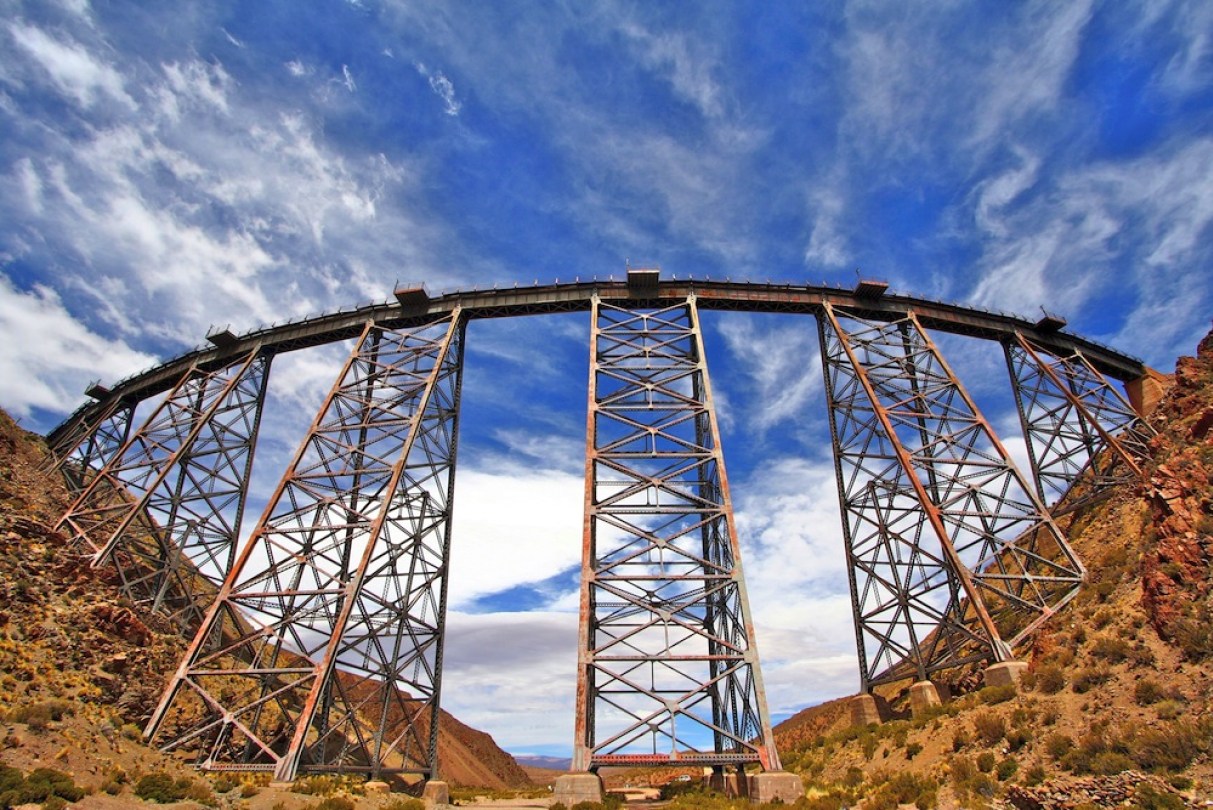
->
[144,313,465,783]
[44,399,136,496]
[573,296,780,772]
[820,305,1085,689]
[54,348,269,629]
[1005,333,1156,511]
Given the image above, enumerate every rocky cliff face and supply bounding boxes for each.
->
[1141,329,1213,661]
[0,409,528,794]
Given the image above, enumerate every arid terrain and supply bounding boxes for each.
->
[2,330,1212,809]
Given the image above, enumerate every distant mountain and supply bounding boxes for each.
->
[513,754,572,772]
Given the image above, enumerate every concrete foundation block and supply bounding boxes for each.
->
[909,680,942,716]
[553,773,603,806]
[709,772,746,797]
[749,771,805,804]
[421,780,449,808]
[984,660,1029,690]
[363,780,390,795]
[849,693,881,726]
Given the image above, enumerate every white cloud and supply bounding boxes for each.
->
[285,59,309,77]
[449,468,585,608]
[442,610,578,750]
[618,20,723,119]
[414,62,460,116]
[716,313,821,434]
[341,64,356,93]
[0,276,156,419]
[8,22,135,110]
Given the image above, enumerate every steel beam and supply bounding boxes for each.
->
[1005,333,1156,511]
[54,348,268,625]
[573,295,780,772]
[43,398,135,496]
[820,305,1085,689]
[145,312,465,782]
[96,352,272,631]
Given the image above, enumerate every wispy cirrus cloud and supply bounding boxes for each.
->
[7,20,135,109]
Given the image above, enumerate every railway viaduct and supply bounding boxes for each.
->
[42,272,1156,803]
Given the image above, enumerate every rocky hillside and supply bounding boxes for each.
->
[0,407,528,805]
[771,330,1213,809]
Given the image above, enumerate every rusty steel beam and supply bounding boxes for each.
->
[96,352,272,632]
[572,295,780,773]
[820,307,1008,690]
[1005,333,1156,511]
[44,397,136,496]
[820,305,1086,688]
[145,312,465,783]
[54,348,267,625]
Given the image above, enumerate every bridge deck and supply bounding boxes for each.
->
[49,279,1145,446]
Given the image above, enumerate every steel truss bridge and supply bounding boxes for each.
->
[42,274,1154,785]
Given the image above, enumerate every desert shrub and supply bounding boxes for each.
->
[1171,602,1213,661]
[1060,748,1092,775]
[382,800,424,810]
[1071,668,1110,693]
[1089,752,1134,775]
[0,765,23,795]
[1131,724,1204,772]
[1006,728,1031,751]
[182,779,217,807]
[212,774,239,793]
[2,767,88,805]
[972,711,1006,746]
[976,752,996,773]
[315,798,355,810]
[951,729,970,751]
[949,756,975,784]
[134,772,188,803]
[1134,783,1185,810]
[980,684,1016,705]
[1155,699,1184,720]
[550,804,567,810]
[1046,732,1075,760]
[1135,679,1166,705]
[995,757,1019,781]
[1090,636,1131,662]
[861,733,879,760]
[1129,643,1157,667]
[240,781,260,798]
[904,742,923,760]
[1034,663,1067,694]
[841,766,865,788]
[863,772,937,810]
[1023,765,1047,787]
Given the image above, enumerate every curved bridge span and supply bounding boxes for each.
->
[50,277,1143,436]
[43,274,1155,797]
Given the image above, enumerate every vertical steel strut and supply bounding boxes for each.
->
[573,295,780,772]
[819,305,1085,689]
[54,348,270,629]
[43,398,135,496]
[145,313,465,783]
[1005,333,1155,511]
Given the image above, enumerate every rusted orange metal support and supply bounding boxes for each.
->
[572,294,780,773]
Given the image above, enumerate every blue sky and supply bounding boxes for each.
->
[2,0,1212,757]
